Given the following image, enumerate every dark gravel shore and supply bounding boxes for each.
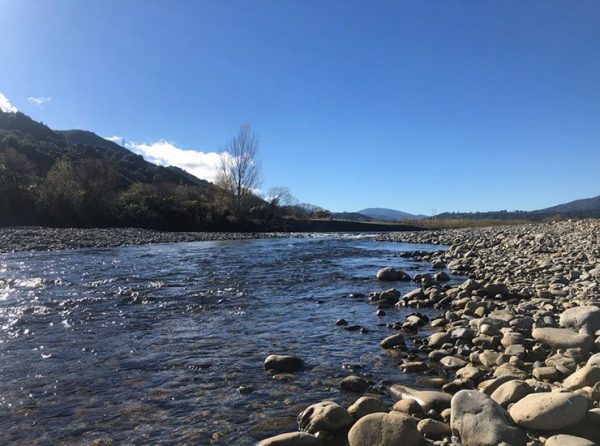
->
[0,226,295,253]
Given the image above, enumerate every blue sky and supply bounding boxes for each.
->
[1,0,599,214]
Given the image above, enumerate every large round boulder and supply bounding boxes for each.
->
[376,267,410,281]
[380,333,406,349]
[508,391,588,430]
[563,366,600,390]
[348,411,422,446]
[340,375,369,393]
[532,328,593,351]
[298,401,353,435]
[347,396,387,421]
[450,390,527,446]
[560,306,600,333]
[490,380,533,408]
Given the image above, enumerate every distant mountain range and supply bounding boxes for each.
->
[358,208,427,221]
[331,196,600,223]
[433,194,600,221]
[535,195,600,215]
[331,208,426,222]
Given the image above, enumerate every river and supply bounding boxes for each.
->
[0,235,456,445]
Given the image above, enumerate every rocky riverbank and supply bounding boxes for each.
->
[0,227,296,253]
[259,219,600,446]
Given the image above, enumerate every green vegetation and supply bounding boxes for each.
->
[0,111,326,231]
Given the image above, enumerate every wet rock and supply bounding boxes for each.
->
[347,411,423,446]
[376,267,410,281]
[237,385,255,394]
[509,391,588,430]
[340,375,369,393]
[298,401,353,435]
[400,361,428,373]
[450,390,527,446]
[264,355,304,373]
[380,333,406,349]
[347,396,387,421]
[257,432,323,446]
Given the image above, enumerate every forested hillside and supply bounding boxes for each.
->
[0,111,279,230]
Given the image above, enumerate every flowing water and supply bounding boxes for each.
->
[0,235,456,445]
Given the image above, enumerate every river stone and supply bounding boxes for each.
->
[533,366,560,381]
[545,434,597,446]
[347,411,423,446]
[428,331,450,348]
[563,366,600,390]
[440,356,467,369]
[264,355,304,373]
[257,432,323,446]
[494,363,528,379]
[347,396,387,420]
[509,391,588,430]
[532,328,594,351]
[456,363,485,381]
[450,390,527,446]
[377,267,410,281]
[298,401,353,434]
[340,375,369,393]
[587,353,600,368]
[390,385,452,412]
[417,418,451,440]
[490,380,533,408]
[479,350,500,368]
[479,374,520,395]
[392,398,426,417]
[380,333,406,349]
[560,306,600,333]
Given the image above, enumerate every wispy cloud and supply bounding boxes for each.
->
[105,136,223,182]
[27,96,52,108]
[0,92,18,113]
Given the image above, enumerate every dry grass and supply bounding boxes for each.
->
[404,219,536,229]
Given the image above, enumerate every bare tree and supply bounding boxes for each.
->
[216,124,262,217]
[265,187,297,207]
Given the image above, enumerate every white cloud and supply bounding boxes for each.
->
[104,136,223,182]
[0,92,17,113]
[27,96,52,108]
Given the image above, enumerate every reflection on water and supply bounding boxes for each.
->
[0,236,454,445]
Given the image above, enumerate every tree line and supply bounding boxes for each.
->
[0,123,330,230]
